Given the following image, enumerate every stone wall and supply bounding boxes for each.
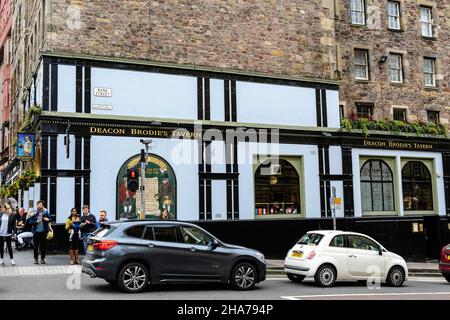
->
[336,0,450,125]
[47,0,338,80]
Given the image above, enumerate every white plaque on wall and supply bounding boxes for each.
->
[92,104,113,110]
[94,87,112,97]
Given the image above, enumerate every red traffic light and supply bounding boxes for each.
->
[130,171,136,178]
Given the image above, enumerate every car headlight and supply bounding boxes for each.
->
[255,252,265,262]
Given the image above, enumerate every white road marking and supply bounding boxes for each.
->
[281,291,450,300]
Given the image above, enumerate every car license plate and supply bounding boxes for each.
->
[87,245,94,252]
[291,251,303,258]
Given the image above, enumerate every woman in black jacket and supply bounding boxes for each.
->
[0,203,16,265]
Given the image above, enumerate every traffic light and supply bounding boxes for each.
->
[127,168,139,192]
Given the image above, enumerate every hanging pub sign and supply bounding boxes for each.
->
[17,133,35,161]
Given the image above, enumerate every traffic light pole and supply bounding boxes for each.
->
[140,149,146,219]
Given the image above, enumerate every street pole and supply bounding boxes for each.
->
[140,149,146,220]
[139,140,152,219]
[331,186,337,231]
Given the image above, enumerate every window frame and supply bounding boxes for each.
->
[423,57,436,87]
[350,0,366,25]
[354,49,369,80]
[426,110,440,125]
[420,6,433,38]
[360,159,396,213]
[393,108,406,121]
[387,1,401,30]
[389,53,403,83]
[356,102,373,119]
[401,161,434,212]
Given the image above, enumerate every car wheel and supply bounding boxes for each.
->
[386,266,405,287]
[443,274,450,283]
[117,262,149,293]
[314,265,336,287]
[231,262,257,290]
[287,273,306,283]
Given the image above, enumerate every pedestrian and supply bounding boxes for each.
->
[29,200,52,264]
[96,210,108,228]
[65,208,81,265]
[15,208,27,232]
[0,203,16,265]
[7,196,18,215]
[80,204,97,254]
[159,208,170,220]
[16,210,34,250]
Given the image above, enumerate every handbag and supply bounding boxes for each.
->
[47,223,54,240]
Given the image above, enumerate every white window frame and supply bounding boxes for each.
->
[350,0,366,25]
[420,6,433,37]
[354,49,369,80]
[423,58,436,87]
[387,1,401,30]
[389,54,403,83]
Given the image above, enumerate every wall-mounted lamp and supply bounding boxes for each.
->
[379,55,388,64]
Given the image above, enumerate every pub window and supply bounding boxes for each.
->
[255,159,301,216]
[354,49,369,80]
[360,160,395,212]
[387,1,401,30]
[356,103,373,119]
[350,0,366,25]
[402,161,433,211]
[393,108,406,121]
[427,110,439,124]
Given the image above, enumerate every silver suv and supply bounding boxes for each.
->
[82,220,266,293]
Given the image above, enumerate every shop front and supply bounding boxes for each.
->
[25,54,450,259]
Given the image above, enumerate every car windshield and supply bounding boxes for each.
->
[297,233,324,246]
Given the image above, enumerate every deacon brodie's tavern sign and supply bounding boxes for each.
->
[89,126,203,139]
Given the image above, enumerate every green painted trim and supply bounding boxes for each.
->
[40,51,340,87]
[39,111,341,133]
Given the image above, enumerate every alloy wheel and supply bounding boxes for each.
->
[234,265,256,290]
[122,266,147,291]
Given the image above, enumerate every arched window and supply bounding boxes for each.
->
[116,154,176,220]
[360,160,395,212]
[402,161,433,211]
[254,159,300,215]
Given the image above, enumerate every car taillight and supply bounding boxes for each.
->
[93,240,118,251]
[307,250,316,260]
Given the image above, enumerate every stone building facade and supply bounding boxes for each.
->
[336,0,450,124]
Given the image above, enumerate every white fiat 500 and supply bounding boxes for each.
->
[284,230,408,287]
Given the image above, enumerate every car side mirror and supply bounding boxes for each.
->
[209,239,219,250]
